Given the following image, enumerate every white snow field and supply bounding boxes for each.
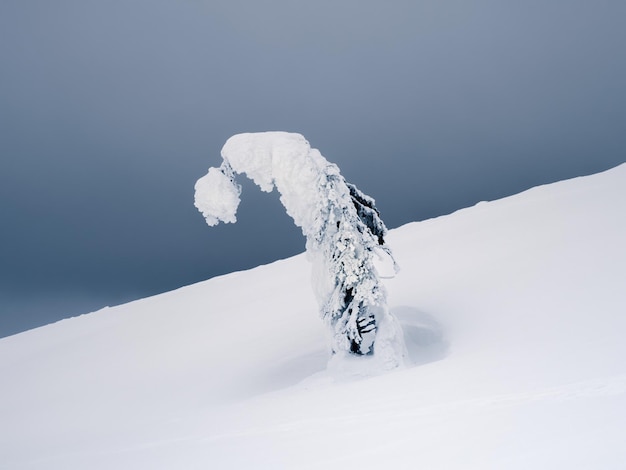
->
[1,164,625,469]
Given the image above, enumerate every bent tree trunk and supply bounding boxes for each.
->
[194,132,405,368]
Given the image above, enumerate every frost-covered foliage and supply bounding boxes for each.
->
[195,132,405,368]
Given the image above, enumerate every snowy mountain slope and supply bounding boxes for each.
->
[1,164,625,469]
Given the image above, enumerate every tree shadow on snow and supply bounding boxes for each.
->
[392,306,449,367]
[256,348,329,395]
[253,307,448,396]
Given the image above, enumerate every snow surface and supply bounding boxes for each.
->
[1,164,625,469]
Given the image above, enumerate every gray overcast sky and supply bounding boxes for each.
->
[1,0,625,337]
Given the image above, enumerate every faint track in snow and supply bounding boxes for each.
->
[202,373,626,442]
[7,376,626,469]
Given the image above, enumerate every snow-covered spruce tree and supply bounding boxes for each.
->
[194,132,405,369]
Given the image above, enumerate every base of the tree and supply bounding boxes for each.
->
[328,309,408,378]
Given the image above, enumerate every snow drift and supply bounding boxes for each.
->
[1,163,625,469]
